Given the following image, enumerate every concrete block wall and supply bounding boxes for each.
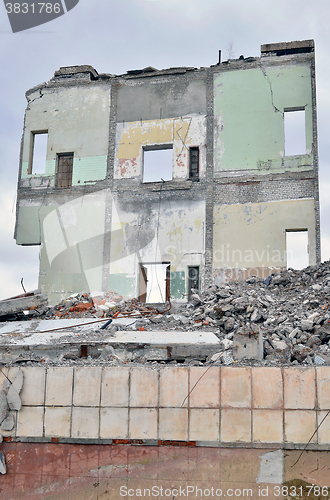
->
[2,366,330,448]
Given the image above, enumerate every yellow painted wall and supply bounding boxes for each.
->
[213,199,316,270]
[114,116,206,180]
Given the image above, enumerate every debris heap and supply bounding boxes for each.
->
[2,261,330,365]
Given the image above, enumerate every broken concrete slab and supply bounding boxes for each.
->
[0,290,48,317]
[0,323,221,362]
[0,391,8,423]
[3,369,23,410]
[0,452,6,474]
[1,413,15,431]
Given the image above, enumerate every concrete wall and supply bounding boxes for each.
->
[213,198,316,281]
[114,115,206,181]
[214,63,313,175]
[20,85,110,188]
[14,42,320,303]
[2,365,330,448]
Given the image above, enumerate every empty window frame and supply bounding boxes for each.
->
[56,153,74,188]
[143,146,173,183]
[188,266,200,300]
[139,263,170,303]
[29,131,48,174]
[284,108,306,156]
[286,230,309,270]
[189,147,199,181]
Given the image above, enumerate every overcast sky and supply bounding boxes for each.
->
[0,0,329,301]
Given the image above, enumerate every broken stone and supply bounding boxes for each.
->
[250,309,261,322]
[0,452,6,474]
[224,317,235,331]
[0,391,8,424]
[5,369,23,411]
[314,354,325,365]
[1,413,15,431]
[272,340,289,351]
[300,319,314,331]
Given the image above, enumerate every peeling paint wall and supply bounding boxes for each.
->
[20,84,110,187]
[114,115,206,180]
[213,199,316,281]
[214,64,313,175]
[15,42,320,303]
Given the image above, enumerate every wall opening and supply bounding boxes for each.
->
[29,131,48,174]
[286,230,309,270]
[56,153,74,188]
[188,266,200,300]
[143,146,173,183]
[139,263,170,303]
[189,147,200,181]
[284,109,306,156]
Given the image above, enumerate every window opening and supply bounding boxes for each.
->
[286,230,309,270]
[189,147,199,181]
[284,109,306,156]
[139,263,170,303]
[30,132,48,174]
[56,153,74,188]
[143,146,172,183]
[188,266,200,300]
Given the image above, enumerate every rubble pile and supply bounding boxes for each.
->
[3,261,330,366]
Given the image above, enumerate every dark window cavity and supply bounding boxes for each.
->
[56,153,74,188]
[189,147,199,180]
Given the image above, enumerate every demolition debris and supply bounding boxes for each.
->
[1,261,330,366]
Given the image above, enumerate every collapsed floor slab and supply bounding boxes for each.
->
[0,319,220,363]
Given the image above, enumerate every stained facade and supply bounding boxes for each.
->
[15,40,320,305]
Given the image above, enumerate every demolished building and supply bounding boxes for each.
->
[3,39,330,500]
[15,39,320,306]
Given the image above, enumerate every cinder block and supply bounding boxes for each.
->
[221,409,251,443]
[130,408,158,440]
[317,411,330,445]
[283,368,315,409]
[46,367,73,406]
[221,367,251,408]
[159,367,188,408]
[73,367,102,407]
[44,407,71,438]
[159,408,188,441]
[252,367,283,409]
[130,368,158,407]
[252,410,283,443]
[316,367,330,409]
[284,410,317,443]
[100,407,128,439]
[20,368,46,406]
[17,406,44,437]
[71,407,99,439]
[101,367,129,407]
[189,408,219,442]
[189,367,220,408]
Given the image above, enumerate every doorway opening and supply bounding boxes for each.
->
[139,263,170,303]
[286,230,309,270]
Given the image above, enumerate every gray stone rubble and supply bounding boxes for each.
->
[3,261,330,366]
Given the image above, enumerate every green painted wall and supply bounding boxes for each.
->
[72,155,107,185]
[170,271,186,299]
[214,64,313,173]
[109,274,135,297]
[213,198,316,269]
